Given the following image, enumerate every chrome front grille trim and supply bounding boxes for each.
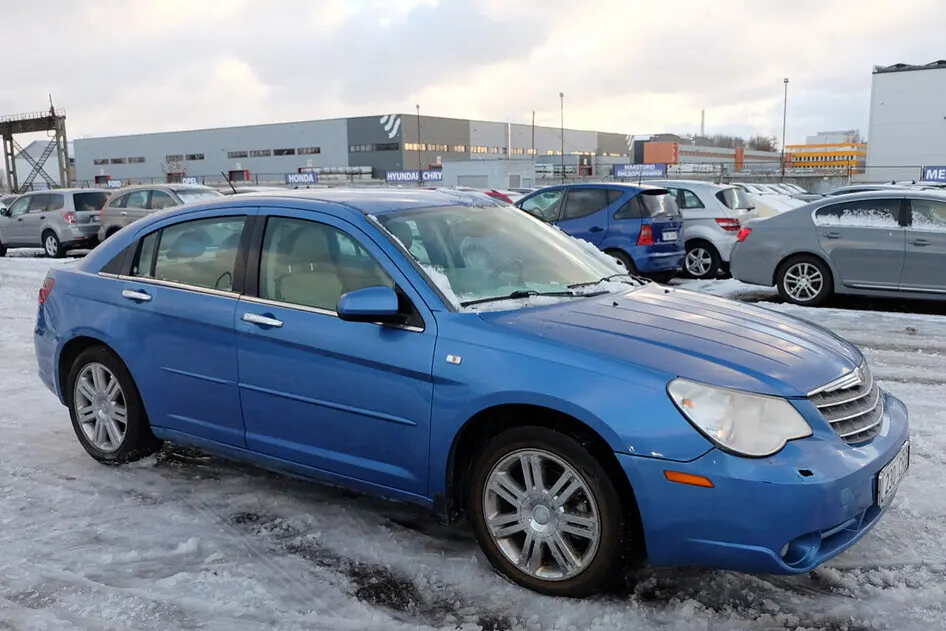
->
[808,362,883,445]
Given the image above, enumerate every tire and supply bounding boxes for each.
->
[42,230,64,259]
[776,255,833,307]
[718,262,732,280]
[468,426,632,597]
[648,271,676,284]
[66,345,162,464]
[606,249,638,275]
[682,240,720,279]
[0,241,6,257]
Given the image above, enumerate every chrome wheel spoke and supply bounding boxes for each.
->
[77,405,96,424]
[560,513,597,540]
[112,405,128,426]
[520,453,544,493]
[104,377,121,403]
[489,473,526,507]
[518,532,542,573]
[73,362,127,453]
[77,378,96,402]
[547,532,580,573]
[489,512,526,538]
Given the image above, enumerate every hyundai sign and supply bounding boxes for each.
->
[286,172,318,185]
[921,166,946,183]
[613,163,667,179]
[385,170,443,183]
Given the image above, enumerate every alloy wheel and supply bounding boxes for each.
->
[685,247,712,277]
[783,262,824,302]
[45,235,59,257]
[73,362,128,453]
[483,448,600,582]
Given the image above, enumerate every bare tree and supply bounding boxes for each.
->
[747,135,779,152]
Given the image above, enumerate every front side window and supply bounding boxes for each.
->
[377,205,630,308]
[7,196,30,217]
[258,217,393,312]
[520,190,565,222]
[133,216,247,291]
[678,189,705,209]
[108,194,128,209]
[909,198,946,232]
[814,199,901,228]
[561,189,610,220]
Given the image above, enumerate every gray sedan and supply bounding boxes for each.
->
[730,190,946,306]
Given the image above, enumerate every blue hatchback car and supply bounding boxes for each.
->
[515,183,685,281]
[35,189,910,597]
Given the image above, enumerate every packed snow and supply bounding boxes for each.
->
[1,251,945,630]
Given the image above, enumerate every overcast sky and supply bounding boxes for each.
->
[4,0,945,145]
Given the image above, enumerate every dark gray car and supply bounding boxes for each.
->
[730,190,946,306]
[0,189,110,257]
[98,184,224,241]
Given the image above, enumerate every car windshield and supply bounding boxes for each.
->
[374,204,638,310]
[176,189,224,204]
[715,187,754,210]
[73,191,110,211]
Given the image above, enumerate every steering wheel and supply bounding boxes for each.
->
[490,257,524,282]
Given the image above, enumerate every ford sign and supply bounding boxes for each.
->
[921,166,946,183]
[613,163,667,179]
[385,170,443,183]
[286,172,318,185]
[106,179,123,189]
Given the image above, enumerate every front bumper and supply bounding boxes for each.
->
[620,390,910,574]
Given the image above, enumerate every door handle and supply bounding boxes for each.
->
[588,226,604,233]
[911,239,931,247]
[39,215,45,219]
[242,313,283,328]
[121,289,152,302]
[16,218,23,222]
[823,232,841,239]
[120,211,127,216]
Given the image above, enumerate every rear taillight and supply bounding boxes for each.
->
[62,211,76,224]
[39,277,55,305]
[485,190,514,204]
[637,224,654,246]
[737,227,752,242]
[715,217,741,232]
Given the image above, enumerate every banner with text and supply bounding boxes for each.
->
[286,172,318,185]
[385,170,443,183]
[921,166,946,183]
[613,163,667,179]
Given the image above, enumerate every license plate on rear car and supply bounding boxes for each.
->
[663,230,678,241]
[877,441,909,507]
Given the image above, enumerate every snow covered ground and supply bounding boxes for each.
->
[2,252,945,631]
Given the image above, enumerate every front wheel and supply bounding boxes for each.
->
[468,427,632,597]
[776,255,832,306]
[66,346,162,463]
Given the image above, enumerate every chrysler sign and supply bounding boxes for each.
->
[385,170,443,183]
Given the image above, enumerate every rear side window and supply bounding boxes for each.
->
[126,191,150,210]
[150,190,177,210]
[74,192,109,211]
[715,187,754,210]
[814,199,901,228]
[28,194,50,212]
[108,194,128,209]
[561,189,609,220]
[638,191,680,217]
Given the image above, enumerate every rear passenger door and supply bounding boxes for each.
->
[812,198,906,290]
[899,197,946,293]
[119,209,255,447]
[555,187,614,245]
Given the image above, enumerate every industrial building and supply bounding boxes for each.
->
[866,61,946,182]
[73,114,635,186]
[786,130,866,174]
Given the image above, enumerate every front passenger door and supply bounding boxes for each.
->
[813,198,905,290]
[235,209,436,496]
[1,196,31,244]
[899,197,946,293]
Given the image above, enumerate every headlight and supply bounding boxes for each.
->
[667,378,812,457]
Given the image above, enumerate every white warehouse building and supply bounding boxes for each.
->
[866,60,946,182]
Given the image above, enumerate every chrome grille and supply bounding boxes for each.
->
[808,363,883,445]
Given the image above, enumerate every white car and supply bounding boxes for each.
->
[647,179,757,279]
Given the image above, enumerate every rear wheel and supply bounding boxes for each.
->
[682,240,720,279]
[0,241,6,257]
[66,346,162,463]
[468,426,631,597]
[43,230,64,258]
[776,255,832,307]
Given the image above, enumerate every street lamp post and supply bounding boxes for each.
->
[560,92,565,184]
[416,104,423,187]
[780,78,789,182]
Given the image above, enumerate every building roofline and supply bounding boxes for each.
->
[873,60,946,74]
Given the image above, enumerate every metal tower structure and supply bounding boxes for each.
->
[1,105,70,193]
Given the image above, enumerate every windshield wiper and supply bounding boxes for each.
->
[568,273,647,289]
[460,289,576,307]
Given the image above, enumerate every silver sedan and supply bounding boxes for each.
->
[730,189,946,306]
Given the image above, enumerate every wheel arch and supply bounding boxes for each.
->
[440,403,644,552]
[57,334,140,405]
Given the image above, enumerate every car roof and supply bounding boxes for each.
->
[814,189,946,203]
[646,179,733,190]
[17,188,107,195]
[109,183,216,192]
[222,187,506,215]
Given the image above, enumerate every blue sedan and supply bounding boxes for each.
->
[34,189,910,597]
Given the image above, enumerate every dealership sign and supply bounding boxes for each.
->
[385,170,443,183]
[106,179,122,188]
[613,163,667,179]
[921,166,946,182]
[180,176,200,185]
[286,172,318,185]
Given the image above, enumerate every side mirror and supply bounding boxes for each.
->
[337,286,403,324]
[0,206,9,217]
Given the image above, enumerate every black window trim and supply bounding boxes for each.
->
[243,213,426,332]
[811,197,907,228]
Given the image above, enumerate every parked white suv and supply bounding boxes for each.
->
[647,180,757,279]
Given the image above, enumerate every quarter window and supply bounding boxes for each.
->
[814,199,901,228]
[562,189,610,220]
[258,217,393,312]
[132,216,247,291]
[520,190,565,222]
[909,199,946,231]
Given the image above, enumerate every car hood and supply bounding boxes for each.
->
[480,284,862,397]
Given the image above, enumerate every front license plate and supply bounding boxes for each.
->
[663,230,678,241]
[877,441,910,507]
